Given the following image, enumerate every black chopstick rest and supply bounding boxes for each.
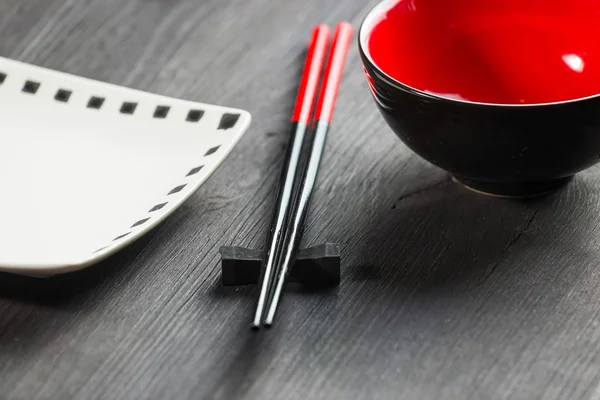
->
[220,243,340,287]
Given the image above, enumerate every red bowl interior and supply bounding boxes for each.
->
[365,0,600,105]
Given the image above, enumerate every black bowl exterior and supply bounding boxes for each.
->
[359,46,600,189]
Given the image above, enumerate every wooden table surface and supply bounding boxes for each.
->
[2,1,600,399]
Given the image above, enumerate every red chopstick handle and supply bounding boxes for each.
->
[315,22,353,123]
[291,24,331,123]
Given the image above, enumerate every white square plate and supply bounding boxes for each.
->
[0,56,251,276]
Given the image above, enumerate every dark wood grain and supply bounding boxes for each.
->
[2,1,600,399]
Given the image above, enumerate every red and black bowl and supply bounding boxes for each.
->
[359,0,600,196]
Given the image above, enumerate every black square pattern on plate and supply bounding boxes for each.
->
[93,246,108,254]
[131,218,150,228]
[120,102,137,114]
[186,109,204,122]
[113,232,131,241]
[205,146,220,156]
[0,72,6,84]
[55,89,72,102]
[149,202,167,212]
[168,184,186,195]
[187,166,203,176]
[22,80,40,94]
[218,113,240,130]
[154,105,170,118]
[87,96,105,109]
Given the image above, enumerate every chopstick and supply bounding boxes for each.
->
[252,24,331,329]
[263,22,354,327]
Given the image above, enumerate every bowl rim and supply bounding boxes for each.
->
[358,0,600,108]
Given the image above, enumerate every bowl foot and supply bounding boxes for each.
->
[453,176,573,198]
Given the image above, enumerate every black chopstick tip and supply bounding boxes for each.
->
[263,311,275,327]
